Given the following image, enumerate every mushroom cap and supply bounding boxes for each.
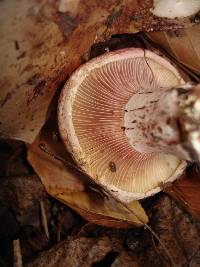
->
[151,0,200,19]
[58,48,186,202]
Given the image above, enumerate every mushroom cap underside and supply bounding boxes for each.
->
[58,48,186,202]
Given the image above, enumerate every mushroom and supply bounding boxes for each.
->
[151,0,200,19]
[58,48,195,202]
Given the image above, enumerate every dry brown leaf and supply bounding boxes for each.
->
[27,120,148,228]
[0,0,196,143]
[147,24,200,76]
[165,167,200,221]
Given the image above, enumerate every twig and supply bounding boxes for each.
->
[151,233,170,266]
[57,212,66,243]
[40,200,50,240]
[13,239,23,267]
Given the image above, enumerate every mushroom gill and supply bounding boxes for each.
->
[58,48,186,202]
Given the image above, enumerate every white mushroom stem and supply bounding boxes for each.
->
[125,83,200,162]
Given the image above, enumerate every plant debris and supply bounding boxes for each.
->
[0,0,198,143]
[0,141,200,266]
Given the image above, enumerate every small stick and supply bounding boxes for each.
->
[56,213,65,243]
[40,201,50,240]
[13,239,23,267]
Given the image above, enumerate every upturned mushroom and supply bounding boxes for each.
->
[58,48,200,202]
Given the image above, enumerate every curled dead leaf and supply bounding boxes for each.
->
[147,25,200,77]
